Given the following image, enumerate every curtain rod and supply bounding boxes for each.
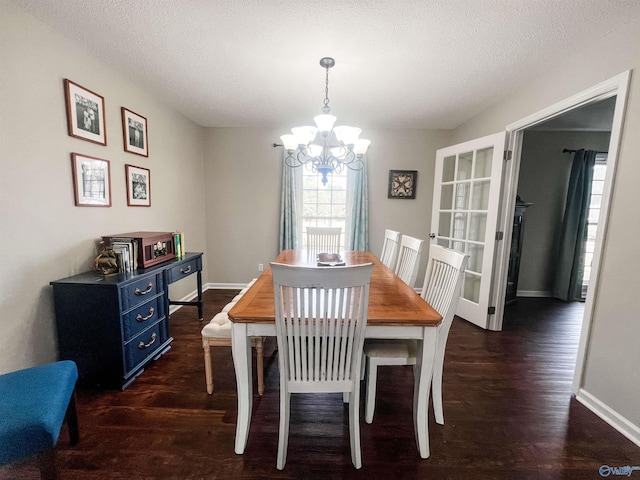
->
[562,148,608,154]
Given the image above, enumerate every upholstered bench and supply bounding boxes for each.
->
[201,280,265,395]
[0,360,79,478]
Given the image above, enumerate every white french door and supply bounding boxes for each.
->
[430,132,506,329]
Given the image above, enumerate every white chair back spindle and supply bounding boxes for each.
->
[394,235,425,287]
[379,229,401,270]
[306,226,342,253]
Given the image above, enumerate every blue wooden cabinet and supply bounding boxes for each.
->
[51,252,203,389]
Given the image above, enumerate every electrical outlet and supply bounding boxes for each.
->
[258,263,264,272]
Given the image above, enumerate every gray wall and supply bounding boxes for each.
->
[203,127,452,288]
[0,2,207,373]
[517,131,611,294]
[451,16,640,429]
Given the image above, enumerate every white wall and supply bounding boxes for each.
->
[451,16,640,430]
[0,2,206,374]
[203,127,452,287]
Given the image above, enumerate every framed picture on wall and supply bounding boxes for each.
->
[70,153,111,207]
[388,170,418,199]
[125,164,151,207]
[64,79,107,145]
[121,107,148,157]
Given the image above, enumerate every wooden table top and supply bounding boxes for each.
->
[228,250,442,327]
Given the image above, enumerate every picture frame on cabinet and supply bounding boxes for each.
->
[71,153,112,207]
[121,107,148,157]
[125,164,151,207]
[64,79,107,145]
[388,170,418,199]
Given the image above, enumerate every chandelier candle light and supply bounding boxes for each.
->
[279,57,371,185]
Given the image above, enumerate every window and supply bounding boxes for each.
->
[582,155,607,298]
[299,168,349,249]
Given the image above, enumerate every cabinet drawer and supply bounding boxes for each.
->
[124,323,165,374]
[166,258,199,283]
[121,273,164,310]
[122,296,164,341]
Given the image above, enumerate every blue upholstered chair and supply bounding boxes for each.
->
[0,360,79,478]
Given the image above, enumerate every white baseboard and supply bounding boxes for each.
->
[167,288,200,315]
[205,282,247,290]
[167,283,245,315]
[576,388,640,447]
[516,290,552,298]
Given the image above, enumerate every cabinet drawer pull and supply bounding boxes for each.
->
[135,307,155,322]
[138,332,157,349]
[179,265,192,275]
[134,282,153,295]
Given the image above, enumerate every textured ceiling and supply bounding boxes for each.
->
[12,0,640,129]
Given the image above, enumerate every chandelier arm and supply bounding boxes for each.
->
[334,151,364,171]
[283,149,311,168]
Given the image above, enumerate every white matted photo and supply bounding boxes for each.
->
[70,153,111,207]
[64,79,106,145]
[125,164,151,207]
[121,107,148,157]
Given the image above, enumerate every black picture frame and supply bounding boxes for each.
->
[388,170,418,199]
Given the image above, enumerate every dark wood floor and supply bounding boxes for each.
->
[3,291,638,479]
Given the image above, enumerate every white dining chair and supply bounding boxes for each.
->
[363,245,468,425]
[394,235,425,287]
[306,226,342,253]
[271,261,374,470]
[379,229,401,270]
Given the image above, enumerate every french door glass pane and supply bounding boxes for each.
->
[442,156,456,182]
[454,183,470,210]
[467,243,484,273]
[452,241,465,253]
[468,213,487,242]
[464,273,481,303]
[438,212,451,238]
[475,147,493,178]
[452,213,467,239]
[440,184,453,210]
[471,180,490,210]
[457,152,473,180]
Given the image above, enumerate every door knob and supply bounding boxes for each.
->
[429,233,436,239]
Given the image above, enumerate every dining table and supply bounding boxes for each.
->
[228,249,442,459]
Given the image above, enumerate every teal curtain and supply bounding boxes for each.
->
[552,149,596,301]
[279,155,298,252]
[347,157,369,251]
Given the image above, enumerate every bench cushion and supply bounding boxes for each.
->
[201,311,232,338]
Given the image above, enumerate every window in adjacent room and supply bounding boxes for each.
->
[582,154,607,299]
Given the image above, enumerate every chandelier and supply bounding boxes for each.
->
[279,57,370,185]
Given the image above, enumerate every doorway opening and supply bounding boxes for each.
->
[504,96,615,314]
[494,71,630,394]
